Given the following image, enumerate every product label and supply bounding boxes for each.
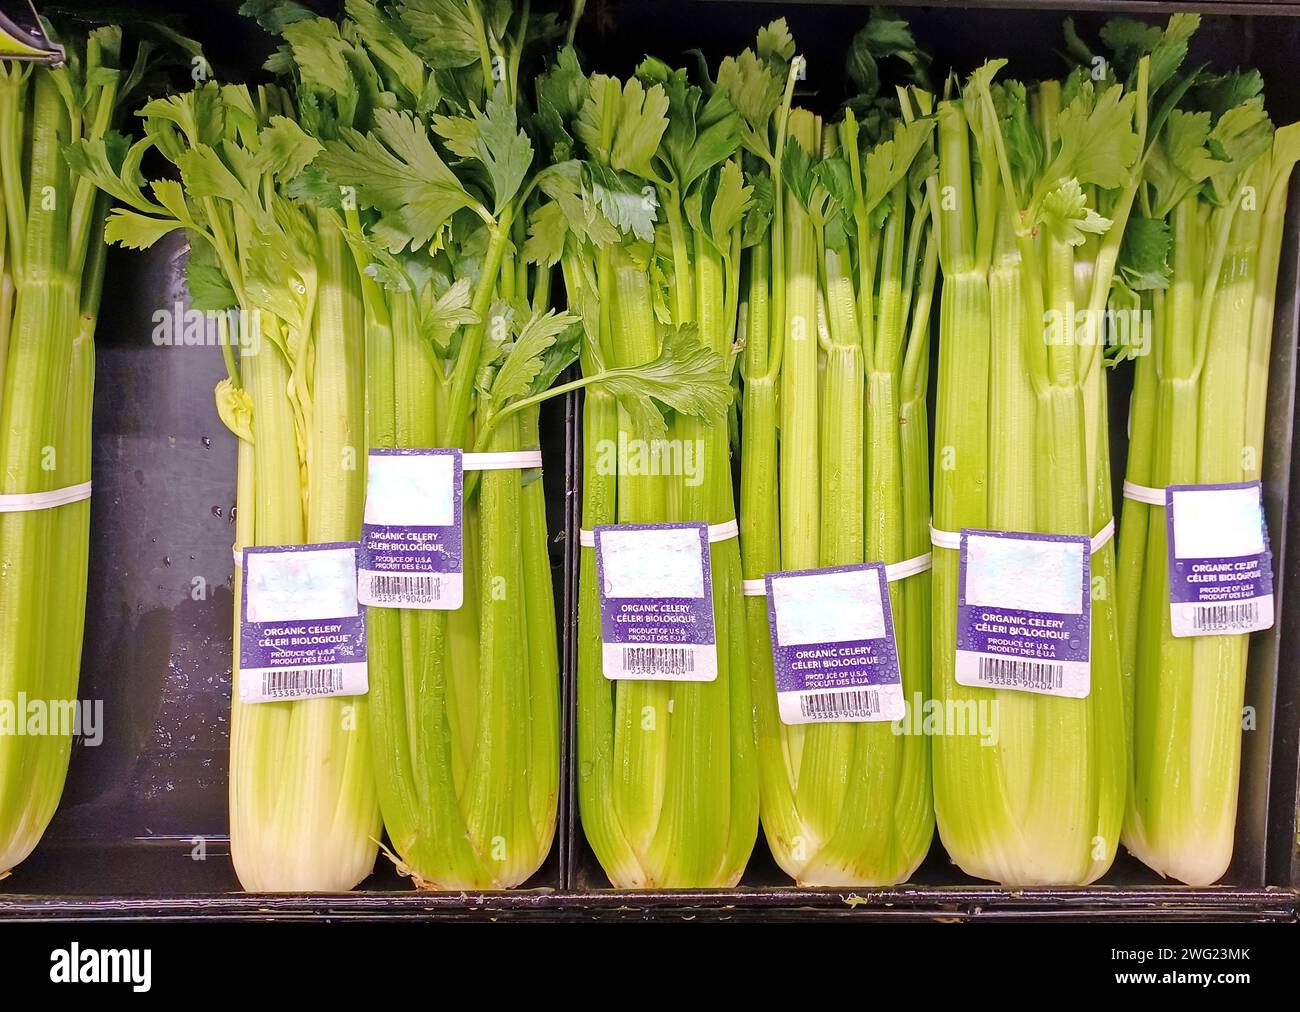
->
[1165,482,1274,637]
[595,522,717,681]
[765,563,905,725]
[239,542,368,703]
[358,448,463,610]
[955,529,1091,698]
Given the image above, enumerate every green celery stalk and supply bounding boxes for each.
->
[0,28,127,874]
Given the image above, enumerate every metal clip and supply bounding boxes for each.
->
[0,2,66,67]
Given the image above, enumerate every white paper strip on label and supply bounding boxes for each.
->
[594,522,718,682]
[239,542,368,703]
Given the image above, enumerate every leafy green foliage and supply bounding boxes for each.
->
[1203,97,1273,206]
[845,7,930,99]
[637,56,741,193]
[715,21,793,163]
[318,108,477,252]
[1144,108,1217,217]
[1117,217,1172,291]
[593,324,732,437]
[1038,178,1113,246]
[576,74,669,179]
[534,46,587,162]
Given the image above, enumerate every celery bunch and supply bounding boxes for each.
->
[70,80,383,890]
[0,26,144,875]
[1100,16,1300,884]
[247,0,725,889]
[735,16,938,885]
[928,23,1178,883]
[555,41,758,887]
[247,0,570,891]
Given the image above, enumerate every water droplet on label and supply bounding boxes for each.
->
[202,436,212,448]
[211,505,223,518]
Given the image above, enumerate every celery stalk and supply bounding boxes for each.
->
[75,80,386,889]
[932,53,1140,885]
[735,15,938,884]
[568,57,758,887]
[1121,110,1300,882]
[0,28,130,875]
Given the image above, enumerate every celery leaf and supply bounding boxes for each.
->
[490,309,582,406]
[1038,178,1112,246]
[397,0,480,70]
[1117,217,1172,291]
[594,324,732,437]
[104,209,184,250]
[318,108,476,252]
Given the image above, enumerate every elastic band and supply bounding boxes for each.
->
[463,450,542,471]
[0,480,92,513]
[1122,480,1166,506]
[579,519,739,548]
[886,551,934,582]
[741,551,934,597]
[930,518,1115,554]
[233,546,243,567]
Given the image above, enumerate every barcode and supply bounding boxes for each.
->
[977,656,1064,691]
[1191,601,1259,632]
[261,667,345,699]
[799,689,880,720]
[367,573,440,604]
[621,646,694,676]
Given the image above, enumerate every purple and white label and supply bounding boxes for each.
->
[1166,482,1273,637]
[765,563,904,725]
[358,449,463,610]
[955,529,1091,698]
[594,522,717,681]
[239,542,368,703]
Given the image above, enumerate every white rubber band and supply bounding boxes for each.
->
[930,519,1115,554]
[1122,480,1167,506]
[886,551,934,582]
[233,546,243,566]
[0,480,92,513]
[927,524,961,551]
[741,551,934,597]
[463,450,542,471]
[579,519,739,548]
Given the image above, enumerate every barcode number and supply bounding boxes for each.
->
[799,689,880,720]
[368,573,441,604]
[621,646,694,676]
[261,667,345,699]
[1191,601,1259,632]
[977,656,1064,691]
